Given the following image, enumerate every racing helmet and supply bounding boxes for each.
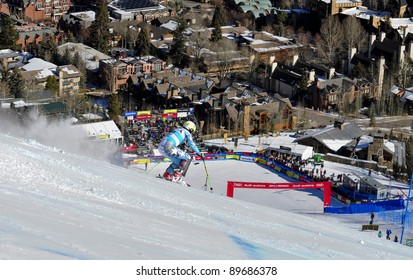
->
[183,121,196,133]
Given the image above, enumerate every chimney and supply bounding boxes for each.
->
[328,67,335,79]
[334,119,344,129]
[376,56,385,99]
[292,54,299,65]
[399,44,405,69]
[379,31,386,42]
[271,62,277,75]
[348,47,356,74]
[309,69,315,81]
[220,93,228,105]
[368,33,376,58]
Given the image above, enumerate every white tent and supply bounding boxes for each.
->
[266,135,313,160]
[73,120,123,143]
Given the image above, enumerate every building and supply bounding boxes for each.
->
[359,176,388,200]
[15,23,58,51]
[107,0,170,22]
[57,65,81,96]
[311,0,362,17]
[99,55,166,92]
[6,0,72,22]
[294,120,364,154]
[265,135,314,161]
[0,49,22,70]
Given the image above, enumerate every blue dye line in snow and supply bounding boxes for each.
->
[39,247,89,260]
[229,235,263,259]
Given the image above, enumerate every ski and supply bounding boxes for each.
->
[157,174,191,187]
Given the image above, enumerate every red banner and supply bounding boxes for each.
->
[226,181,331,208]
[122,145,137,151]
[136,114,152,120]
[162,113,178,118]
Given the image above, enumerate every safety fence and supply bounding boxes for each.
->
[128,151,406,214]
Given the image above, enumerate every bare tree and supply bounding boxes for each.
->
[187,31,211,71]
[295,27,313,62]
[342,16,368,53]
[209,39,241,81]
[240,46,260,83]
[61,93,93,116]
[318,16,343,66]
[396,57,413,87]
[126,26,139,50]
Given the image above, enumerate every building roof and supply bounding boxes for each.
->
[108,0,163,12]
[57,65,81,78]
[0,49,19,59]
[340,6,390,20]
[73,120,122,140]
[266,134,314,160]
[21,58,57,71]
[57,43,111,71]
[294,122,364,152]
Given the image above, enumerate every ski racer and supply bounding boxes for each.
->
[158,120,204,183]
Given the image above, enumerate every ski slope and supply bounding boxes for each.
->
[1,114,413,280]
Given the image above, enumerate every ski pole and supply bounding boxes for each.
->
[202,159,213,192]
[146,161,160,174]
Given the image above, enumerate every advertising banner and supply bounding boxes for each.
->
[124,111,137,117]
[225,154,240,160]
[240,156,255,162]
[136,114,152,120]
[137,111,151,115]
[226,181,331,207]
[177,112,188,118]
[162,113,178,119]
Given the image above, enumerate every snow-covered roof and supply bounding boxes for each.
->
[266,135,314,159]
[73,120,122,140]
[22,58,57,71]
[160,20,178,31]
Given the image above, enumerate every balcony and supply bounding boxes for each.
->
[117,73,129,79]
[53,10,63,15]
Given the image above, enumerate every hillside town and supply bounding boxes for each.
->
[0,0,413,184]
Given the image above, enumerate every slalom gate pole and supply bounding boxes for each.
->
[146,162,160,174]
[202,159,213,192]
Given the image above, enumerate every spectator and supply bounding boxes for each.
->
[378,231,382,238]
[386,229,392,240]
[394,235,398,243]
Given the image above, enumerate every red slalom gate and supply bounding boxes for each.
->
[226,181,331,207]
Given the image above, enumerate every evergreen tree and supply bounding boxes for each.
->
[87,0,110,54]
[211,4,225,43]
[351,62,367,78]
[135,25,151,56]
[38,36,59,63]
[0,16,19,51]
[45,75,59,99]
[406,136,413,176]
[107,93,121,123]
[73,51,87,87]
[276,11,288,37]
[9,69,26,99]
[170,17,188,67]
[60,47,73,66]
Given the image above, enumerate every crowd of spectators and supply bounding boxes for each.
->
[262,150,344,183]
[123,116,202,155]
